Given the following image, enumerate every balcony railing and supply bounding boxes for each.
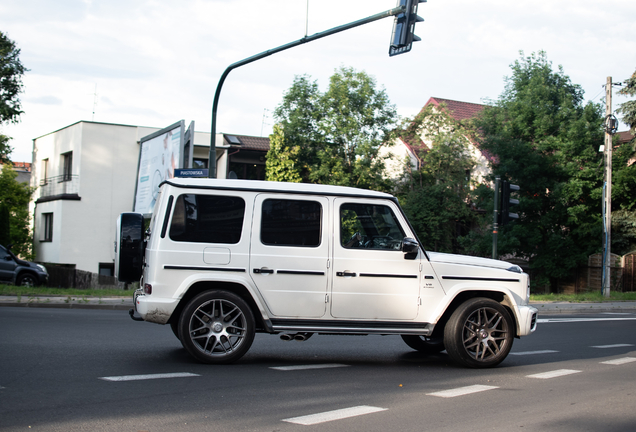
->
[38,175,79,199]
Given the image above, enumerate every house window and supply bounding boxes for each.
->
[192,158,208,169]
[42,213,53,242]
[41,158,49,185]
[98,263,114,277]
[62,152,72,181]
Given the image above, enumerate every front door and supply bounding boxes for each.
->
[250,194,330,318]
[330,198,421,320]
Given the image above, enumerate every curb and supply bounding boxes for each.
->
[0,302,131,310]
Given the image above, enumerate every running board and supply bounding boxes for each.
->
[270,319,434,336]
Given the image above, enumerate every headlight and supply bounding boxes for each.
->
[37,264,48,274]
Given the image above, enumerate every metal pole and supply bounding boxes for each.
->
[207,6,406,178]
[492,176,500,260]
[603,77,613,297]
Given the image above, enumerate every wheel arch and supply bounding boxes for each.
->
[168,280,271,333]
[431,290,518,339]
[15,270,39,286]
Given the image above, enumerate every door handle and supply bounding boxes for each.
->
[336,271,357,277]
[253,268,274,274]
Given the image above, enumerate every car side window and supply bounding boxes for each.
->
[169,194,245,244]
[261,199,322,247]
[340,203,405,250]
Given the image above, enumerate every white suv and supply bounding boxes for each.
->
[116,179,537,368]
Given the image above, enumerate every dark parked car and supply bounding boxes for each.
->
[0,244,48,286]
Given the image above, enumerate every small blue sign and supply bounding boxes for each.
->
[174,169,209,178]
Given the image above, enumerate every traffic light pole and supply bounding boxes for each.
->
[207,5,406,178]
[492,177,500,260]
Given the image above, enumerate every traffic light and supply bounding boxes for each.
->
[500,181,520,226]
[389,0,425,57]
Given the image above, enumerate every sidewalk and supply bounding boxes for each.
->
[1,295,636,315]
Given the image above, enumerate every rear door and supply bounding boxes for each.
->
[250,194,330,318]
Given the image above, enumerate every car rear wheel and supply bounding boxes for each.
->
[401,335,445,354]
[178,290,255,364]
[444,298,514,368]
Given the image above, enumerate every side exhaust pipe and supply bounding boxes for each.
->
[280,332,314,341]
[280,333,294,341]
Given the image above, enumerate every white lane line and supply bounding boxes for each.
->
[538,317,636,323]
[99,372,200,382]
[282,406,387,425]
[427,385,498,398]
[591,344,634,349]
[270,364,350,371]
[601,357,636,365]
[509,350,559,356]
[527,369,581,379]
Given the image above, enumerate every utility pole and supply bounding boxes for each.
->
[492,177,500,260]
[603,76,613,297]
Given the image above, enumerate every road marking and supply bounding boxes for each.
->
[270,364,350,371]
[601,357,636,365]
[538,317,636,323]
[282,406,387,425]
[526,369,581,379]
[99,372,200,382]
[427,385,498,398]
[509,350,559,356]
[591,344,634,349]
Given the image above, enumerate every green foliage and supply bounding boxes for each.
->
[618,69,636,134]
[469,51,607,285]
[0,164,35,258]
[0,31,27,125]
[266,66,397,191]
[395,104,477,253]
[0,134,12,164]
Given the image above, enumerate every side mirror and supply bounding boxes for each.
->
[402,237,419,259]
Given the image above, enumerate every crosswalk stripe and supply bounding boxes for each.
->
[427,385,498,398]
[591,344,634,349]
[282,406,387,425]
[270,364,350,371]
[99,372,200,382]
[601,357,636,365]
[509,350,559,355]
[526,369,581,379]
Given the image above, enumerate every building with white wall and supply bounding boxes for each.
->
[30,120,269,275]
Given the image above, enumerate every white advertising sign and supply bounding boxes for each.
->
[133,121,184,215]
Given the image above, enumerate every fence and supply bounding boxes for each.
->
[43,264,131,290]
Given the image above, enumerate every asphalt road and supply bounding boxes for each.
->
[1,307,636,431]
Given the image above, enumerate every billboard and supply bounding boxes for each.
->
[133,120,185,215]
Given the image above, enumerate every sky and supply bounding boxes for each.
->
[1,0,635,163]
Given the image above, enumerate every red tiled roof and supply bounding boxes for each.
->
[426,97,485,121]
[0,161,31,171]
[617,130,634,144]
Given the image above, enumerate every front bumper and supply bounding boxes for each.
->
[517,305,538,336]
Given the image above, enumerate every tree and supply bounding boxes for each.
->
[394,104,478,253]
[618,69,636,134]
[266,66,397,190]
[0,31,27,125]
[0,164,35,258]
[467,52,607,287]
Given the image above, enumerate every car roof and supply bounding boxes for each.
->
[161,178,395,200]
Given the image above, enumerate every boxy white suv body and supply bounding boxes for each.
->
[116,178,537,368]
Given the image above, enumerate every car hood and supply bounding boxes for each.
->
[427,251,522,273]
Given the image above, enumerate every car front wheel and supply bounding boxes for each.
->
[444,298,514,368]
[16,273,38,287]
[178,290,255,364]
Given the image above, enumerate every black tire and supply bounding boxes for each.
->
[170,319,180,341]
[443,298,514,368]
[401,335,445,354]
[16,273,38,287]
[178,290,255,364]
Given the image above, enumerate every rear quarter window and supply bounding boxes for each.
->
[169,194,245,244]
